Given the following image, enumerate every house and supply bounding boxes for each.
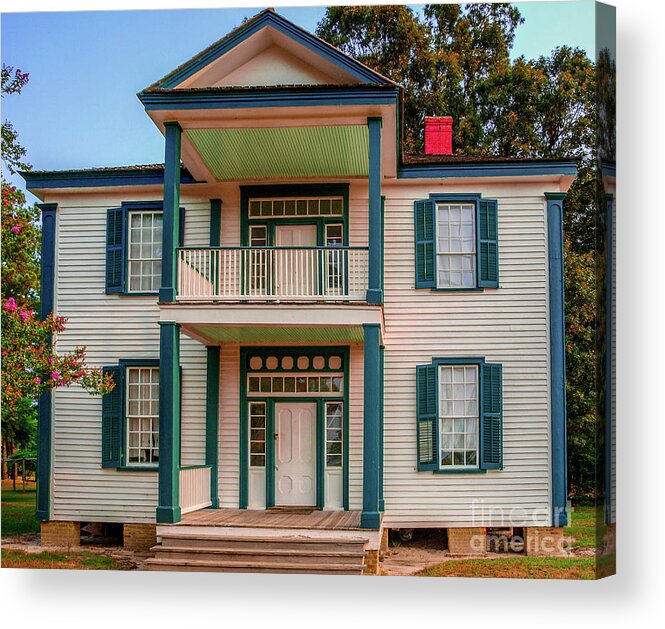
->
[21,9,577,573]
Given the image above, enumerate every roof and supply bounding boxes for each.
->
[144,8,398,93]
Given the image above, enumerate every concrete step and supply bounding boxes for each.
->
[152,545,365,566]
[143,556,364,574]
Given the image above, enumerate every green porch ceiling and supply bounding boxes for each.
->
[186,126,369,180]
[186,325,365,344]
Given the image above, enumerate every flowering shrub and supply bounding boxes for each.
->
[1,299,115,410]
[1,182,115,417]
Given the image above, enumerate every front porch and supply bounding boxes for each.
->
[147,507,384,574]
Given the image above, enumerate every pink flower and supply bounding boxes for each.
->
[19,310,29,321]
[75,370,84,377]
[51,371,61,380]
[48,356,55,365]
[11,225,21,234]
[34,377,41,385]
[4,297,17,312]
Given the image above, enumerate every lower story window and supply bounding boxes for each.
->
[439,365,478,468]
[126,366,160,465]
[249,402,266,467]
[325,402,343,467]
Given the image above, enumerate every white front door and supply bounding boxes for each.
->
[275,224,318,296]
[275,401,317,506]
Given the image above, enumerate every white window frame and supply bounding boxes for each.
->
[249,401,267,468]
[438,364,479,470]
[125,365,160,467]
[435,201,476,289]
[248,196,344,219]
[247,373,345,397]
[127,209,163,293]
[325,402,343,468]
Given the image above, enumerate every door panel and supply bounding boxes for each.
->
[275,402,317,506]
[275,224,318,296]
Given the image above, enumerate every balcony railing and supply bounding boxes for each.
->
[179,466,212,515]
[177,247,369,302]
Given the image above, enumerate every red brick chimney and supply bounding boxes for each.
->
[424,116,453,155]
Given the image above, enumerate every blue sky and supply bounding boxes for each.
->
[2,2,596,198]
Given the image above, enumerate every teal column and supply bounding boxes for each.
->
[361,323,381,528]
[36,203,58,522]
[159,121,182,303]
[157,321,182,524]
[367,116,383,305]
[206,346,220,509]
[378,344,385,513]
[546,193,568,527]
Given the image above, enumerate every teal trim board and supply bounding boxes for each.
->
[604,194,614,525]
[36,202,58,521]
[367,117,383,304]
[157,322,182,524]
[206,347,220,508]
[159,122,182,303]
[546,193,568,527]
[361,324,381,529]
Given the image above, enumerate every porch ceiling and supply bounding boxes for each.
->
[185,125,369,180]
[182,324,365,344]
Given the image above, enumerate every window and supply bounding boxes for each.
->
[439,365,478,468]
[414,197,499,290]
[249,402,266,468]
[105,202,184,295]
[101,360,161,469]
[416,359,503,472]
[436,203,476,288]
[128,211,163,293]
[248,197,344,218]
[325,402,343,467]
[125,366,160,466]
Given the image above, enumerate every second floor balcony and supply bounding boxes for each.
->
[177,246,370,302]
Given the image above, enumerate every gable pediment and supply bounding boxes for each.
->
[178,27,353,89]
[150,9,394,91]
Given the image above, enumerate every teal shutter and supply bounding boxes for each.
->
[105,208,124,293]
[178,206,185,248]
[414,199,436,288]
[101,366,123,468]
[477,199,499,287]
[480,362,503,469]
[416,364,438,470]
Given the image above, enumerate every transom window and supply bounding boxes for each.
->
[128,210,163,292]
[248,373,344,397]
[126,366,160,466]
[249,197,344,218]
[436,202,476,288]
[439,365,479,468]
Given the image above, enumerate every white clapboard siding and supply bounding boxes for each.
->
[51,194,208,523]
[379,181,552,528]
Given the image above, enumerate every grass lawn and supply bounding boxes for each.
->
[1,486,39,537]
[1,549,126,570]
[418,556,596,579]
[565,505,605,550]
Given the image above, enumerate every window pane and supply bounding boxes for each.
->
[126,366,159,466]
[436,202,476,288]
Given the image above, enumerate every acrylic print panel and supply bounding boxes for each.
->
[3,0,614,582]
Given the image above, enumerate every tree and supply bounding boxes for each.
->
[317,3,603,501]
[1,68,115,471]
[2,64,31,174]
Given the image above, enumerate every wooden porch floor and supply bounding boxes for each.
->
[177,508,362,530]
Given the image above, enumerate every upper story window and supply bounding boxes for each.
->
[248,197,344,218]
[128,210,163,293]
[105,202,183,295]
[414,196,499,291]
[436,202,476,288]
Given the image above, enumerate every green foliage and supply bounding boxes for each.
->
[1,64,31,174]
